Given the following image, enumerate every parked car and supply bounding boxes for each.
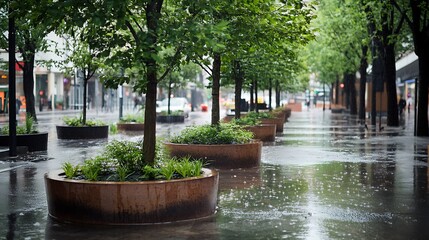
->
[156,97,191,118]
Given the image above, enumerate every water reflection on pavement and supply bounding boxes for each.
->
[1,109,429,239]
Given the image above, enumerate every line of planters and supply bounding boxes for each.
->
[45,106,293,225]
[45,122,262,224]
[222,107,290,140]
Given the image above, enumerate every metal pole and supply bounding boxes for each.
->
[8,2,17,156]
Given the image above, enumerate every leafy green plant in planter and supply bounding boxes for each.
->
[0,115,37,135]
[158,110,184,116]
[63,115,105,127]
[119,113,145,123]
[231,115,261,126]
[62,140,204,182]
[245,111,275,120]
[170,123,254,145]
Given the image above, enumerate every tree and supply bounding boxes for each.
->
[392,0,429,136]
[308,0,368,116]
[0,0,53,121]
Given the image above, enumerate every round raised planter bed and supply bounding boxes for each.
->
[56,125,108,139]
[45,168,219,225]
[117,123,145,132]
[260,117,284,133]
[0,132,48,152]
[156,115,185,123]
[165,141,262,169]
[244,124,276,142]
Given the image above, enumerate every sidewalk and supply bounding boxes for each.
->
[1,109,429,239]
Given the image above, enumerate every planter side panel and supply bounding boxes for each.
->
[117,123,145,132]
[56,126,108,139]
[0,133,48,152]
[166,142,262,169]
[245,124,276,142]
[45,169,218,225]
[260,118,284,132]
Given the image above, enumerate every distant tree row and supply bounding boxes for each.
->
[307,0,429,136]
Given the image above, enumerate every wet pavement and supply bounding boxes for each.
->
[1,109,429,239]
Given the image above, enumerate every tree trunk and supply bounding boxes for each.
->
[409,0,429,136]
[143,0,163,165]
[335,76,339,105]
[268,78,272,110]
[275,79,280,108]
[322,83,325,111]
[168,76,172,115]
[384,44,399,126]
[22,55,37,122]
[330,82,334,109]
[82,76,88,125]
[343,73,350,109]
[233,60,243,119]
[211,53,221,125]
[347,73,357,115]
[250,81,254,111]
[359,45,368,121]
[254,78,258,113]
[415,45,429,136]
[371,38,383,126]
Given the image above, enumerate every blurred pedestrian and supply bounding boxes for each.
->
[16,98,22,114]
[398,97,406,116]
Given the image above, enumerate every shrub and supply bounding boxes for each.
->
[231,116,261,126]
[61,140,203,182]
[0,114,37,135]
[119,114,144,123]
[169,123,254,144]
[158,110,183,116]
[246,111,274,120]
[63,115,105,127]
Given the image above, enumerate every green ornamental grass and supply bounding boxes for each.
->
[61,140,204,182]
[169,123,254,145]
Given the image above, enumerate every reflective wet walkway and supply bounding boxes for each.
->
[1,109,429,239]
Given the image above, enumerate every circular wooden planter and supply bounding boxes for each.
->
[0,132,48,152]
[117,123,145,132]
[45,168,219,225]
[260,117,284,133]
[165,141,262,169]
[56,126,108,139]
[156,115,185,123]
[244,124,276,142]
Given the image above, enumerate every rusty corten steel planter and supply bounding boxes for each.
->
[56,125,108,139]
[260,117,284,133]
[45,168,219,225]
[244,124,276,142]
[117,123,145,132]
[165,141,262,169]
